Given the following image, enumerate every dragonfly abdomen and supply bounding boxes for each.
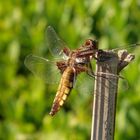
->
[49,67,74,116]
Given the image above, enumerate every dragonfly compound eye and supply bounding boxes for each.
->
[85,39,98,50]
[91,40,98,49]
[85,39,92,46]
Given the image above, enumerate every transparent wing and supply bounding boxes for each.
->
[73,62,123,102]
[101,43,140,63]
[45,26,69,56]
[112,43,140,52]
[75,72,94,95]
[24,54,61,84]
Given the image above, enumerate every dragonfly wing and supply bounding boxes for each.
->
[100,43,140,64]
[45,26,69,57]
[75,72,94,95]
[24,54,61,84]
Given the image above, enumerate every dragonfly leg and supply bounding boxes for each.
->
[92,55,99,61]
[72,67,77,88]
[86,62,96,79]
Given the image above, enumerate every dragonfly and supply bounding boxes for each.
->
[24,26,103,116]
[24,26,140,116]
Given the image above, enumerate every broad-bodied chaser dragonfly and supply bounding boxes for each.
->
[24,26,101,116]
[24,26,139,116]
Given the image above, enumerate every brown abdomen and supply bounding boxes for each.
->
[49,67,74,116]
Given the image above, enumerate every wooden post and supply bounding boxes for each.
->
[90,50,135,140]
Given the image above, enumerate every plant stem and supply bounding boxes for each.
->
[90,50,135,140]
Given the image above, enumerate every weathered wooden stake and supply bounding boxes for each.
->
[91,50,135,140]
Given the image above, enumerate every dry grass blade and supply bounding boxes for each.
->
[91,49,135,140]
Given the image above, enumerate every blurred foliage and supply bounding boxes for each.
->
[0,0,140,140]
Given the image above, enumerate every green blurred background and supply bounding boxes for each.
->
[0,0,140,140]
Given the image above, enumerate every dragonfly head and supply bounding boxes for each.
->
[84,39,98,50]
